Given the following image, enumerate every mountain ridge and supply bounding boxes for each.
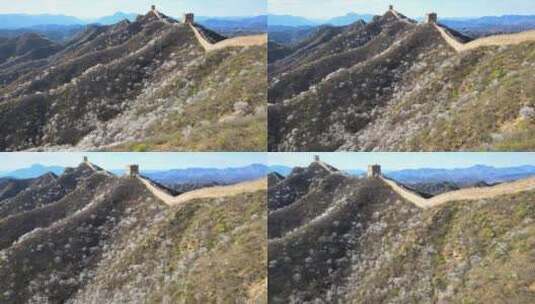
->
[269,8,535,151]
[268,160,535,302]
[268,13,535,29]
[0,161,267,303]
[0,8,267,151]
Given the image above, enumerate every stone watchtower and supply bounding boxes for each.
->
[183,13,194,24]
[389,5,394,10]
[151,5,156,11]
[83,156,88,163]
[126,165,140,177]
[367,165,381,178]
[314,155,320,162]
[426,13,438,24]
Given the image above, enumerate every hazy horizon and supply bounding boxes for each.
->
[1,152,534,172]
[0,153,267,172]
[269,0,535,19]
[268,153,535,171]
[0,0,267,19]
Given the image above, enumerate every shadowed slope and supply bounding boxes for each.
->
[0,9,267,151]
[0,178,35,202]
[269,9,535,151]
[0,168,268,303]
[268,163,535,303]
[0,163,95,219]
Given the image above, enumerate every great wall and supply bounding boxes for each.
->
[137,175,267,206]
[366,164,535,209]
[387,6,535,53]
[71,157,535,211]
[149,6,267,52]
[83,157,267,207]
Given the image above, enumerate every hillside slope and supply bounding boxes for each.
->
[0,177,35,201]
[0,33,61,65]
[268,10,535,151]
[0,10,266,151]
[268,163,535,303]
[0,165,267,303]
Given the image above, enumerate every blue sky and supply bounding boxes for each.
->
[269,0,535,19]
[0,0,267,18]
[268,153,535,171]
[0,152,267,171]
[1,152,534,172]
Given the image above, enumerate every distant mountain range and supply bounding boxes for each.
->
[0,12,266,31]
[268,13,535,28]
[268,13,373,27]
[2,163,534,186]
[0,12,138,28]
[198,15,267,32]
[385,165,535,185]
[0,24,86,42]
[142,164,269,185]
[268,165,535,185]
[0,164,64,179]
[0,163,272,184]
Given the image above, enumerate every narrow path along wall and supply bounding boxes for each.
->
[138,176,267,206]
[389,8,416,25]
[149,8,266,52]
[387,7,535,53]
[84,161,113,177]
[434,24,535,52]
[381,176,535,209]
[188,23,267,52]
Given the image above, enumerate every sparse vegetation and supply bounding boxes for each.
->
[0,10,266,151]
[0,163,267,303]
[269,161,535,303]
[269,10,535,151]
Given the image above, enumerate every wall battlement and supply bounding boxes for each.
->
[127,165,140,177]
[426,13,438,24]
[183,13,195,24]
[368,165,381,178]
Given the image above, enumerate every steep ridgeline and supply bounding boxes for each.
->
[0,164,267,303]
[269,9,535,151]
[268,162,535,303]
[0,33,62,65]
[0,9,266,151]
[268,160,339,211]
[0,177,35,202]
